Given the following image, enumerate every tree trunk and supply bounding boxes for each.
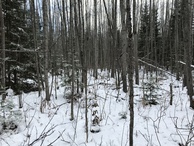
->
[110,0,117,78]
[182,0,194,108]
[120,0,128,93]
[70,0,75,121]
[30,0,41,96]
[174,0,180,81]
[48,0,53,70]
[81,0,88,140]
[0,0,6,100]
[126,0,134,146]
[94,0,98,79]
[149,0,153,73]
[133,0,139,85]
[18,94,23,108]
[43,0,50,101]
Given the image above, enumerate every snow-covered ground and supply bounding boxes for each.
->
[0,69,193,146]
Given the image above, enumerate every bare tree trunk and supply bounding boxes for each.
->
[48,0,53,71]
[94,0,98,79]
[182,0,194,108]
[160,1,165,67]
[165,1,170,71]
[78,0,84,93]
[110,0,117,78]
[61,0,67,67]
[174,0,180,80]
[169,83,173,105]
[133,0,139,85]
[152,1,158,80]
[43,0,50,101]
[18,94,23,108]
[74,0,82,94]
[116,30,121,88]
[84,68,88,142]
[30,0,41,96]
[70,0,75,121]
[149,0,153,72]
[188,0,194,108]
[126,0,134,145]
[0,0,6,100]
[120,0,128,93]
[99,0,103,71]
[81,0,88,140]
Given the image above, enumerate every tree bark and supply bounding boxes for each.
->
[30,0,41,96]
[126,0,134,146]
[120,0,128,93]
[94,0,98,79]
[182,0,194,108]
[149,0,153,73]
[43,0,50,101]
[70,0,75,121]
[133,0,139,85]
[0,0,6,100]
[174,0,180,81]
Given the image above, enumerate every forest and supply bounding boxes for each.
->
[0,0,194,146]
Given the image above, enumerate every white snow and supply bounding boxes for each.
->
[6,88,14,97]
[0,69,193,146]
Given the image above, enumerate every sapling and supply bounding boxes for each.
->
[0,88,22,133]
[90,99,100,133]
[142,77,159,106]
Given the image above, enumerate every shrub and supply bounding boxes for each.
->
[0,96,22,133]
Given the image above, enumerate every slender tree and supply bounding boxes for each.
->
[133,0,139,85]
[126,0,134,145]
[30,0,41,96]
[94,0,98,79]
[43,0,50,101]
[70,0,75,121]
[120,0,128,93]
[80,0,88,141]
[174,0,180,80]
[0,0,5,100]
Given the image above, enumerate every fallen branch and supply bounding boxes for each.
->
[138,59,176,77]
[178,61,194,68]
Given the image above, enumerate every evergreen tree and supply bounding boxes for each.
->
[2,0,38,94]
[138,2,150,58]
[165,0,183,72]
[153,6,161,64]
[138,2,161,66]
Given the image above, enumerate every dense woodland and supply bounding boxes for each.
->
[0,0,194,145]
